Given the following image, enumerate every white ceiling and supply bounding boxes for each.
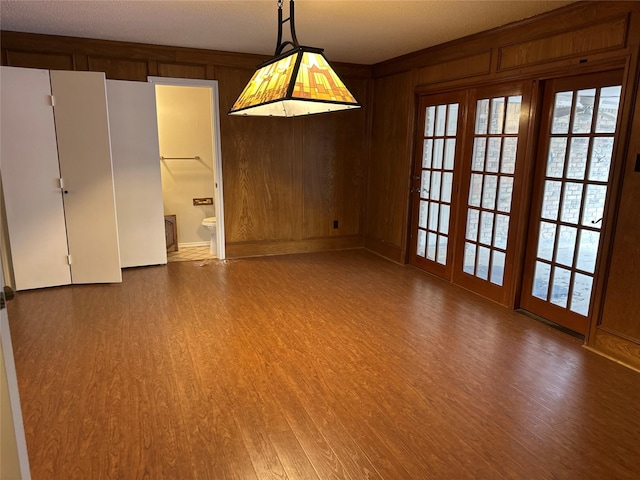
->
[0,0,575,65]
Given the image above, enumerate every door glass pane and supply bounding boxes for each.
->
[486,138,501,172]
[581,184,606,228]
[533,261,551,300]
[576,230,599,274]
[490,250,505,286]
[420,171,430,198]
[570,273,593,316]
[477,246,490,280]
[463,242,476,274]
[504,96,522,134]
[422,139,433,168]
[472,138,486,171]
[475,99,489,134]
[437,236,448,265]
[479,211,494,246]
[439,205,450,235]
[567,137,589,180]
[441,172,453,203]
[444,139,456,170]
[572,89,596,134]
[428,203,439,231]
[466,209,479,241]
[501,137,517,174]
[541,181,561,220]
[417,230,426,257]
[418,200,428,229]
[424,106,435,136]
[482,175,498,209]
[595,86,621,133]
[550,267,571,308]
[588,137,613,181]
[469,174,483,207]
[489,97,505,134]
[536,222,556,261]
[427,232,437,261]
[497,177,513,213]
[430,171,442,200]
[494,214,510,250]
[435,105,447,136]
[433,139,444,169]
[551,91,573,134]
[547,138,567,178]
[556,225,577,267]
[447,104,459,135]
[560,183,583,224]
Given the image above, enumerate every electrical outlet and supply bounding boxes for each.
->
[333,220,339,229]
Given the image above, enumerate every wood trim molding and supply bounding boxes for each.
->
[226,235,364,259]
[591,327,640,371]
[414,51,491,86]
[497,15,629,72]
[364,236,403,264]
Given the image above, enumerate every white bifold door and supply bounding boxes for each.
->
[106,80,167,268]
[0,67,122,290]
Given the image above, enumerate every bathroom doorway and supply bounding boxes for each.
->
[148,77,225,260]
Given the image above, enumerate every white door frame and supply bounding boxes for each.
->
[147,76,226,260]
[0,251,31,479]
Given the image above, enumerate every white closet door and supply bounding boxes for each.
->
[106,80,167,268]
[50,71,122,284]
[0,66,71,290]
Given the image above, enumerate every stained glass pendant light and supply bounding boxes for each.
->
[229,0,361,117]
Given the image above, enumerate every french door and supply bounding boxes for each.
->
[410,83,532,306]
[452,83,531,305]
[410,92,465,279]
[520,71,623,334]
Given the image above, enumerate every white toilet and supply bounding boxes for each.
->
[201,217,217,255]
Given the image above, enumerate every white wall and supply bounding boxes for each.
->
[156,85,215,245]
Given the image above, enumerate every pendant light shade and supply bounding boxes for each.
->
[229,0,360,117]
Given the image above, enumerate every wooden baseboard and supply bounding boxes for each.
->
[225,235,364,259]
[363,236,403,264]
[590,328,640,371]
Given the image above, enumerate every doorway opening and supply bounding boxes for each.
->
[147,77,226,261]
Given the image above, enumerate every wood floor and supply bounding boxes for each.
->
[7,250,640,479]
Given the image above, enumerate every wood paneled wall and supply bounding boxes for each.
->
[0,32,370,258]
[364,71,414,263]
[364,1,640,368]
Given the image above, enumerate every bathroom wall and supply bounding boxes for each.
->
[156,85,215,246]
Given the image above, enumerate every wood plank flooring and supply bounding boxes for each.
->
[6,250,640,479]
